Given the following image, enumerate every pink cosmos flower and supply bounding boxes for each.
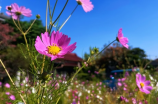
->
[120,96,125,101]
[121,78,126,81]
[5,83,10,88]
[6,3,32,20]
[35,31,76,61]
[132,98,137,104]
[100,82,102,85]
[117,28,129,48]
[9,95,15,100]
[123,87,127,90]
[76,0,94,12]
[118,82,122,86]
[5,92,10,95]
[136,73,153,94]
[84,62,88,67]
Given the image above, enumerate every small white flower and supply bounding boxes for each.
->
[88,100,91,103]
[31,87,36,93]
[78,92,82,96]
[87,90,90,93]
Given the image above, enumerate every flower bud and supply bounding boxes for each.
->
[36,14,40,19]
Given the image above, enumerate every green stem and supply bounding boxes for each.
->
[12,18,24,34]
[48,0,69,33]
[23,33,36,70]
[51,0,58,21]
[17,19,23,31]
[46,0,48,32]
[95,40,116,57]
[58,4,78,31]
[68,66,84,83]
[68,40,116,83]
[56,96,61,104]
[40,86,45,104]
[25,19,37,34]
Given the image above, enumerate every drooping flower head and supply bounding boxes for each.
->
[6,3,32,20]
[116,28,129,48]
[76,0,94,12]
[136,73,153,94]
[9,95,15,100]
[35,31,76,61]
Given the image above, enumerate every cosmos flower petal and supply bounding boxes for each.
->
[144,81,150,86]
[12,14,19,20]
[54,31,63,45]
[51,56,58,61]
[64,42,77,53]
[136,74,141,83]
[77,0,94,12]
[41,32,50,47]
[6,11,12,15]
[117,28,129,48]
[50,31,56,45]
[142,86,153,94]
[144,86,153,92]
[58,35,71,49]
[136,83,141,88]
[20,6,32,17]
[118,28,123,37]
[35,36,47,54]
[11,3,19,12]
[140,75,146,82]
[82,3,94,12]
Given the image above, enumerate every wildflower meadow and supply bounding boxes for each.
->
[0,0,158,104]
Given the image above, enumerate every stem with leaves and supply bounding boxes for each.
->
[0,59,27,104]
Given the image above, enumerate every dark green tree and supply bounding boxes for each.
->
[3,19,45,44]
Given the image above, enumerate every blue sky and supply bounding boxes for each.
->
[1,0,158,60]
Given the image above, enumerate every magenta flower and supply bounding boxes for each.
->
[35,31,76,61]
[132,98,137,104]
[123,87,127,90]
[76,0,94,12]
[84,62,88,67]
[136,73,153,94]
[9,95,15,100]
[86,96,89,99]
[5,92,10,95]
[121,78,126,81]
[5,83,10,88]
[120,96,125,101]
[6,3,32,20]
[117,28,129,48]
[118,82,122,86]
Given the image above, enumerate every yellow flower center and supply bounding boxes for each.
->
[77,1,82,5]
[47,44,62,55]
[140,82,144,88]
